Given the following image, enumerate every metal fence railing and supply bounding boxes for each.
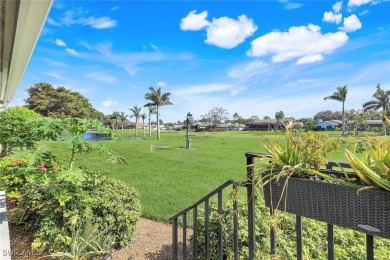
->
[170,152,385,260]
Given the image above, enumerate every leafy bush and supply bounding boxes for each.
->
[0,106,41,156]
[195,188,390,259]
[0,116,140,254]
[17,167,141,252]
[0,150,61,199]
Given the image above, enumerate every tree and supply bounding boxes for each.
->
[275,111,284,129]
[144,86,173,140]
[362,84,390,135]
[248,115,259,122]
[263,116,271,120]
[324,85,348,136]
[111,111,120,130]
[25,82,101,119]
[202,107,229,129]
[232,113,241,123]
[145,105,156,137]
[129,106,142,137]
[313,110,341,121]
[0,106,41,157]
[118,112,128,135]
[141,113,147,136]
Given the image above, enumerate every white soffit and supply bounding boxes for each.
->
[0,0,53,106]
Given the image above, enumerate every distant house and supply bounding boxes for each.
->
[365,120,383,129]
[245,119,301,131]
[315,119,383,131]
[315,120,342,131]
[170,124,184,130]
[245,119,278,130]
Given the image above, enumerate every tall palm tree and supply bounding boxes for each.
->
[129,106,142,137]
[141,113,147,137]
[275,111,284,130]
[145,105,156,137]
[324,85,348,136]
[363,84,390,135]
[144,86,173,140]
[111,111,120,130]
[118,112,128,135]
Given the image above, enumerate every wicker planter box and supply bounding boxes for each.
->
[263,175,390,239]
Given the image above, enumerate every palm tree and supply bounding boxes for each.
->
[145,105,156,137]
[275,111,284,129]
[118,112,128,135]
[144,86,173,140]
[324,85,348,136]
[129,106,142,137]
[363,84,390,135]
[111,111,120,130]
[141,113,147,136]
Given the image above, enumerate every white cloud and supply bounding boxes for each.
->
[339,14,362,32]
[205,15,257,49]
[61,8,117,29]
[110,6,119,11]
[55,39,67,47]
[84,17,117,29]
[175,83,245,97]
[65,48,80,56]
[180,10,209,31]
[360,9,369,15]
[123,64,140,76]
[227,60,269,79]
[47,17,61,27]
[150,43,159,51]
[42,58,68,67]
[247,24,348,64]
[157,82,167,87]
[323,11,342,24]
[102,100,119,108]
[46,72,65,81]
[297,54,324,64]
[333,1,343,12]
[348,0,373,7]
[285,3,304,9]
[85,72,117,83]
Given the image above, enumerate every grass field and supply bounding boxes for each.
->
[39,129,371,222]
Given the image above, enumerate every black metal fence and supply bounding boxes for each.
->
[169,152,382,259]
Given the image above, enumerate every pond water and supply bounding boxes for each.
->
[82,133,144,141]
[82,133,111,141]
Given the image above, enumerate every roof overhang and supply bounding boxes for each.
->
[0,0,53,107]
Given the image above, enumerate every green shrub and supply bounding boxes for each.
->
[18,167,141,252]
[0,150,61,199]
[194,188,390,259]
[0,106,41,156]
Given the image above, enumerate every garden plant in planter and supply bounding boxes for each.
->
[259,121,390,240]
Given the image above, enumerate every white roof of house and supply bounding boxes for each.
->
[0,0,53,106]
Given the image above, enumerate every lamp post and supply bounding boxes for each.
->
[186,112,193,149]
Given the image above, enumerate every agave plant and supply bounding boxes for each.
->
[344,141,390,190]
[342,116,390,191]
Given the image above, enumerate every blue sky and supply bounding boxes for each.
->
[13,0,390,123]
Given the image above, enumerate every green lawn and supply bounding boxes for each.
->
[39,129,371,222]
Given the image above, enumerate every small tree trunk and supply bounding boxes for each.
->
[157,106,160,140]
[341,102,345,136]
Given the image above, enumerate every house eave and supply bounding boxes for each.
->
[0,0,53,106]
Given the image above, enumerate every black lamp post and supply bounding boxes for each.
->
[186,112,193,149]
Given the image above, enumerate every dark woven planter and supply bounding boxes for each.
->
[263,174,390,239]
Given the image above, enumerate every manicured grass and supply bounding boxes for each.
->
[39,129,372,222]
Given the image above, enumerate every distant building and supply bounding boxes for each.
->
[315,119,383,131]
[315,120,342,131]
[245,119,301,131]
